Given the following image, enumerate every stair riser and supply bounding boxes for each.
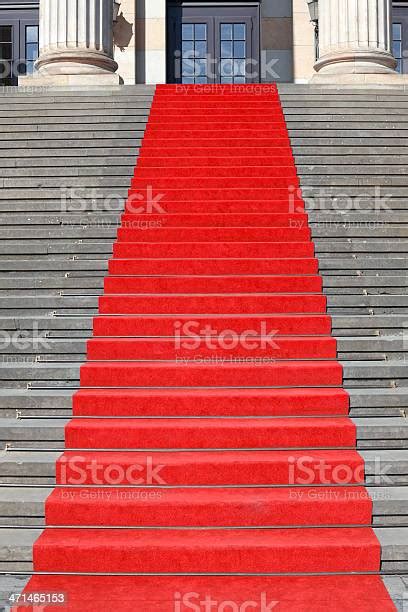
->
[98,295,327,315]
[92,315,332,337]
[86,338,336,361]
[45,486,371,527]
[65,417,355,449]
[112,243,314,259]
[104,275,322,293]
[79,362,343,388]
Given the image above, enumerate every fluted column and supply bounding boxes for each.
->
[30,0,119,84]
[313,0,397,77]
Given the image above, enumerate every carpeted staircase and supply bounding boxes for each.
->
[13,85,397,610]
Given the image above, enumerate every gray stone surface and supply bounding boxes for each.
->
[0,84,405,588]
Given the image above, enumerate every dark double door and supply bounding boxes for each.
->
[0,4,39,85]
[167,3,260,84]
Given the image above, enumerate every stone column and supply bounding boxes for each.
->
[23,0,120,85]
[312,0,398,82]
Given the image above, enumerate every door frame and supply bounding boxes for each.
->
[166,1,261,84]
[393,5,408,74]
[0,6,39,84]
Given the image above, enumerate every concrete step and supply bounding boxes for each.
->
[0,486,406,527]
[343,361,408,387]
[1,139,142,149]
[0,85,155,98]
[0,574,29,607]
[0,166,134,178]
[0,390,73,416]
[0,147,138,159]
[0,123,147,135]
[0,335,404,361]
[0,314,403,335]
[0,387,406,419]
[0,414,406,446]
[349,389,408,417]
[0,526,407,573]
[0,294,406,312]
[1,449,408,486]
[375,527,408,572]
[0,416,407,451]
[0,359,406,386]
[2,108,150,118]
[0,114,149,125]
[299,165,408,176]
[296,155,408,164]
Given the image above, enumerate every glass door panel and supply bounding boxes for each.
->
[181,22,208,84]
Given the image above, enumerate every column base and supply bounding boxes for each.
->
[314,49,398,79]
[19,72,121,87]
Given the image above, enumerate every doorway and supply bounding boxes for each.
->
[0,5,39,85]
[167,2,260,84]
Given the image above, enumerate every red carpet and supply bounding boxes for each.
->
[16,576,396,611]
[23,84,395,610]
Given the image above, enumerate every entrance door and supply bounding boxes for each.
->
[393,6,408,74]
[167,2,260,84]
[0,7,39,85]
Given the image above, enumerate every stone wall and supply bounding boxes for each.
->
[292,0,317,83]
[261,0,294,82]
[113,0,137,84]
[135,0,166,84]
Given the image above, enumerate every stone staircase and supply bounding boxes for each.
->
[0,85,154,603]
[0,85,407,608]
[280,84,408,606]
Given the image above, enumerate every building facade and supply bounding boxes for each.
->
[0,0,407,86]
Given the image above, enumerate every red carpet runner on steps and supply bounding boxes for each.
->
[18,85,395,611]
